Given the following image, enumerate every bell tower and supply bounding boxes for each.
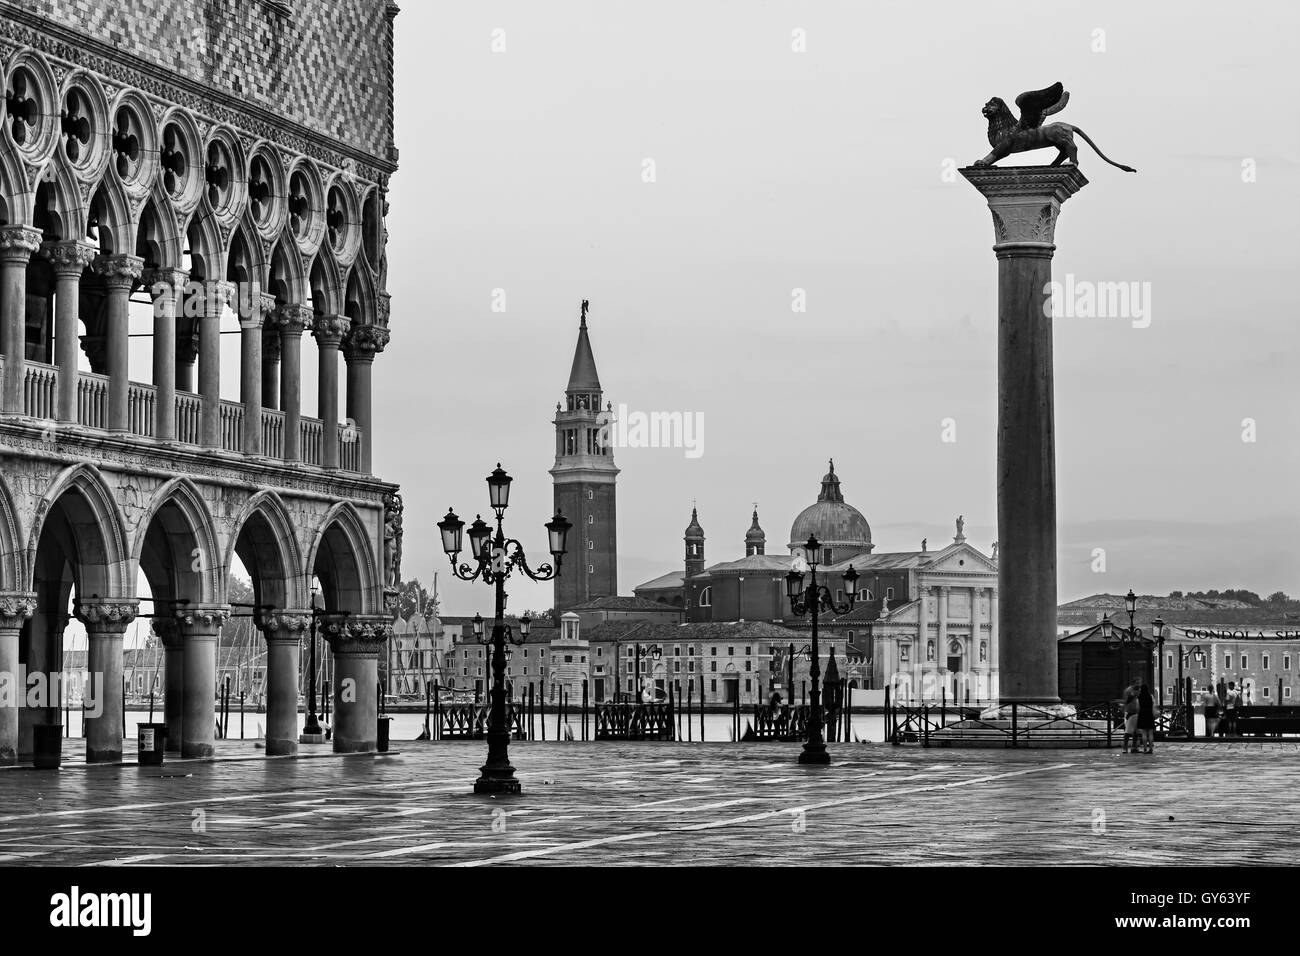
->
[551,300,619,615]
[684,506,705,579]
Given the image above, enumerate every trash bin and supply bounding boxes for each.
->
[137,723,166,766]
[377,716,392,753]
[33,724,62,770]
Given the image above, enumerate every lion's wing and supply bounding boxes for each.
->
[1015,82,1068,129]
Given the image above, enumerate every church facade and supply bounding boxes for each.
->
[635,463,1000,703]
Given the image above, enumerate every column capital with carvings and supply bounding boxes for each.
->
[41,239,97,277]
[312,314,352,347]
[175,604,231,635]
[324,616,393,655]
[344,324,390,360]
[0,592,37,630]
[0,225,43,264]
[151,615,183,648]
[93,253,145,289]
[143,267,190,298]
[275,303,314,335]
[75,599,140,632]
[257,610,312,637]
[960,165,1088,252]
[201,279,237,315]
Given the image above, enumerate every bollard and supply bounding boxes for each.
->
[582,680,589,741]
[240,691,245,740]
[434,681,441,741]
[424,682,431,739]
[686,679,693,741]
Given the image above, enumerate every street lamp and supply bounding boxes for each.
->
[784,535,857,765]
[1152,617,1166,710]
[439,464,571,795]
[1124,589,1138,693]
[633,643,662,703]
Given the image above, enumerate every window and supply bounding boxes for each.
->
[627,679,633,692]
[728,646,734,656]
[581,655,587,663]
[745,679,751,692]
[745,646,751,655]
[1286,655,1292,670]
[711,661,717,672]
[711,647,718,656]
[588,515,594,524]
[597,647,603,657]
[588,490,594,500]
[699,587,712,607]
[1287,686,1293,699]
[1167,654,1173,669]
[564,655,573,663]
[523,666,528,675]
[589,565,594,574]
[688,661,695,672]
[674,645,681,656]
[463,650,468,659]
[822,548,832,564]
[836,590,844,603]
[1263,654,1270,670]
[1241,654,1248,670]
[626,663,632,673]
[674,661,680,672]
[711,679,717,692]
[863,590,874,601]
[1263,686,1270,699]
[745,660,751,672]
[588,540,594,550]
[1225,654,1231,671]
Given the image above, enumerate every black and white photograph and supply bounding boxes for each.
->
[0,0,1294,937]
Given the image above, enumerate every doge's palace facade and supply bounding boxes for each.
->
[0,0,401,763]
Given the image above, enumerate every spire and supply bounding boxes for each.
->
[685,505,704,539]
[745,505,766,556]
[566,298,601,394]
[817,458,844,503]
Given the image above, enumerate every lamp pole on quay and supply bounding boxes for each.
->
[438,464,572,795]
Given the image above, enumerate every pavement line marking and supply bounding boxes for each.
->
[0,777,454,825]
[453,763,1075,867]
[363,841,457,859]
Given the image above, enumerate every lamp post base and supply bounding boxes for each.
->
[473,768,522,795]
[798,741,831,765]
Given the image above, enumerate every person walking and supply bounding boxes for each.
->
[1122,682,1140,753]
[1136,678,1156,753]
[1202,684,1221,739]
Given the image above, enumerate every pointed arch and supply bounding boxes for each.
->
[185,207,225,282]
[305,501,379,614]
[0,143,30,226]
[136,192,184,270]
[130,477,223,604]
[0,473,27,592]
[344,261,375,324]
[26,463,130,596]
[269,235,307,305]
[309,244,343,316]
[33,156,87,242]
[226,491,305,612]
[88,174,133,255]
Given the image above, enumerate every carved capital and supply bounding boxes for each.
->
[258,611,311,636]
[376,293,391,328]
[311,314,351,346]
[202,279,238,315]
[325,617,393,654]
[0,225,43,264]
[0,592,37,630]
[344,323,390,359]
[175,604,231,633]
[275,303,313,336]
[76,599,140,632]
[94,253,145,288]
[41,239,97,277]
[142,267,190,300]
[960,166,1087,250]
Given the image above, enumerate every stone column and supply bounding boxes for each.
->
[916,585,929,702]
[277,304,310,462]
[938,585,950,696]
[145,267,187,442]
[964,165,1086,715]
[1,227,44,415]
[0,593,36,765]
[325,619,390,753]
[93,254,144,432]
[989,588,1000,702]
[343,325,389,474]
[75,600,138,763]
[176,319,198,393]
[199,280,233,448]
[259,611,309,756]
[261,323,280,412]
[176,605,228,758]
[312,315,349,469]
[153,616,185,752]
[240,293,272,456]
[42,240,97,423]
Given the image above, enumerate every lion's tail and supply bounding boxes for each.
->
[1072,127,1136,173]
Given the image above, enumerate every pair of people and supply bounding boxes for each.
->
[1121,679,1156,754]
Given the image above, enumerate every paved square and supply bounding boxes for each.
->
[1,741,1296,866]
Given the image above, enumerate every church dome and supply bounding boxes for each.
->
[787,460,873,553]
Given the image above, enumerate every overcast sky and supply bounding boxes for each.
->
[375,0,1300,618]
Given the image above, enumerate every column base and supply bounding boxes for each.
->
[474,770,522,796]
[87,747,122,763]
[181,742,215,759]
[0,747,15,765]
[798,742,831,765]
[332,735,376,754]
[266,737,299,756]
[299,732,326,744]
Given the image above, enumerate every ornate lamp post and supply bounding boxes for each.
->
[438,464,571,795]
[1152,617,1166,710]
[784,534,858,765]
[633,643,662,702]
[1124,588,1138,691]
[1100,613,1121,702]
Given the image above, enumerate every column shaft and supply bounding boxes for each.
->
[147,269,185,441]
[43,242,96,423]
[261,614,308,756]
[326,621,389,753]
[313,316,348,470]
[278,306,309,462]
[94,255,144,432]
[240,294,272,455]
[0,228,42,415]
[199,281,231,448]
[163,637,185,753]
[85,627,126,762]
[343,325,387,474]
[0,597,33,763]
[261,327,280,412]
